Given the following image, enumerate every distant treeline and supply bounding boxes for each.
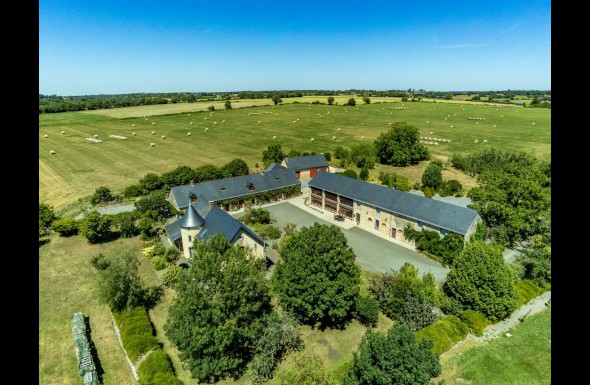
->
[39,89,551,114]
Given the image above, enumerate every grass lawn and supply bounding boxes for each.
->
[39,99,550,211]
[435,307,551,385]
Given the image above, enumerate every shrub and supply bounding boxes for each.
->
[399,295,439,332]
[150,242,166,258]
[323,152,331,161]
[51,217,79,236]
[137,349,183,385]
[355,296,379,327]
[161,266,185,288]
[459,310,490,337]
[243,208,272,225]
[113,307,159,362]
[515,279,545,307]
[123,184,143,198]
[152,257,168,271]
[91,186,114,204]
[338,169,358,179]
[423,186,435,198]
[439,296,464,317]
[90,253,110,270]
[164,247,181,264]
[415,315,470,354]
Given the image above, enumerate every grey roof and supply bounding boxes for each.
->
[164,220,182,242]
[196,206,266,246]
[309,171,479,235]
[170,167,300,210]
[264,162,286,172]
[178,203,205,228]
[284,154,329,171]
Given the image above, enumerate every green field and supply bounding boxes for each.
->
[436,307,551,385]
[39,99,550,210]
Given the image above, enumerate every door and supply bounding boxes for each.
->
[375,219,380,230]
[356,213,360,224]
[391,228,397,238]
[296,171,301,179]
[310,169,318,178]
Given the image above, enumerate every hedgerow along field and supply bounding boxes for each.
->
[39,98,550,210]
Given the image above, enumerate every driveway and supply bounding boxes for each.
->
[263,201,450,282]
[74,203,135,219]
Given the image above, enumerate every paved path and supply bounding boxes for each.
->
[74,203,135,219]
[262,199,450,282]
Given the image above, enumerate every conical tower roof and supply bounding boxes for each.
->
[178,203,205,228]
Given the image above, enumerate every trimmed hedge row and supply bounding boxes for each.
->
[459,310,490,337]
[113,307,159,362]
[416,315,470,354]
[515,279,545,307]
[137,349,183,385]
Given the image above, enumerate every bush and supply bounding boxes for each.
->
[90,253,110,270]
[152,257,168,271]
[113,307,160,362]
[415,315,470,354]
[515,279,545,307]
[459,310,490,337]
[338,169,358,179]
[91,186,114,204]
[164,247,181,264]
[123,184,143,198]
[355,296,379,327]
[137,349,183,385]
[161,266,185,288]
[51,217,79,236]
[423,186,435,198]
[439,296,464,317]
[149,242,166,258]
[399,295,439,332]
[439,179,463,197]
[243,208,272,225]
[323,152,331,161]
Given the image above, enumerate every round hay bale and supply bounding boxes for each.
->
[332,136,336,140]
[222,119,226,123]
[187,132,191,136]
[133,132,137,136]
[205,127,209,131]
[190,122,193,125]
[310,137,315,142]
[150,143,155,147]
[204,117,208,120]
[145,118,148,120]
[61,131,65,134]
[94,134,98,138]
[161,135,166,139]
[49,150,56,154]
[132,124,136,127]
[473,139,479,143]
[483,139,488,143]
[43,134,48,138]
[152,131,156,134]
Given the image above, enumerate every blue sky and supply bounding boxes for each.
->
[39,1,551,96]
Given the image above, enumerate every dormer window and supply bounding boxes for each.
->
[275,177,280,181]
[190,194,197,203]
[221,187,226,191]
[248,182,254,191]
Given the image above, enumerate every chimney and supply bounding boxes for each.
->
[190,180,195,186]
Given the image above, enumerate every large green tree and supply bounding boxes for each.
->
[91,186,114,204]
[165,234,271,383]
[327,96,335,105]
[134,191,174,221]
[79,210,112,243]
[271,223,360,328]
[39,203,57,234]
[443,241,518,321]
[161,165,196,187]
[421,162,443,190]
[467,162,550,247]
[262,144,285,167]
[271,94,282,105]
[98,248,146,311]
[343,324,441,385]
[222,158,250,178]
[349,142,377,168]
[374,122,429,166]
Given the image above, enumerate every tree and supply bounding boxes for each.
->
[194,164,224,182]
[513,235,551,287]
[51,217,79,236]
[273,352,336,385]
[271,94,282,105]
[347,98,357,106]
[39,203,57,234]
[207,105,215,111]
[135,191,174,221]
[91,186,114,204]
[421,162,443,190]
[374,122,429,166]
[98,248,146,311]
[271,223,360,328]
[138,173,164,194]
[399,294,439,332]
[359,166,369,181]
[343,324,441,385]
[165,234,271,383]
[79,210,112,243]
[349,142,377,168]
[443,241,518,321]
[467,162,550,247]
[242,207,272,225]
[112,211,138,238]
[250,312,303,384]
[262,144,285,167]
[362,96,371,104]
[401,96,409,102]
[445,92,453,100]
[369,263,437,320]
[222,158,249,178]
[327,96,335,105]
[225,99,232,109]
[161,165,196,187]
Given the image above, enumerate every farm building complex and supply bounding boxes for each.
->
[307,171,481,245]
[280,154,329,179]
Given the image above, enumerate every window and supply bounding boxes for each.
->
[254,243,257,250]
[188,235,192,242]
[221,187,226,191]
[189,247,194,257]
[248,183,254,191]
[190,194,197,202]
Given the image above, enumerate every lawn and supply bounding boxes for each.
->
[39,99,550,211]
[435,307,551,385]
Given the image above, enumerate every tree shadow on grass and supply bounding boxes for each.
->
[84,315,105,383]
[39,238,51,248]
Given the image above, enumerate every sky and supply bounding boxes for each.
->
[39,1,551,96]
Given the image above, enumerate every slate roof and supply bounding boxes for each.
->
[264,162,287,172]
[178,202,205,228]
[309,171,479,235]
[164,220,182,242]
[196,206,266,246]
[170,167,300,210]
[283,154,329,171]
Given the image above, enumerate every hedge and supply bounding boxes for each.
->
[112,307,159,362]
[515,279,545,307]
[137,349,183,385]
[415,315,470,354]
[459,310,490,337]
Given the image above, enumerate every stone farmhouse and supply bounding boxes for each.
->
[280,154,329,179]
[307,171,481,245]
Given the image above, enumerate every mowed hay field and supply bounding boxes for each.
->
[39,99,550,210]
